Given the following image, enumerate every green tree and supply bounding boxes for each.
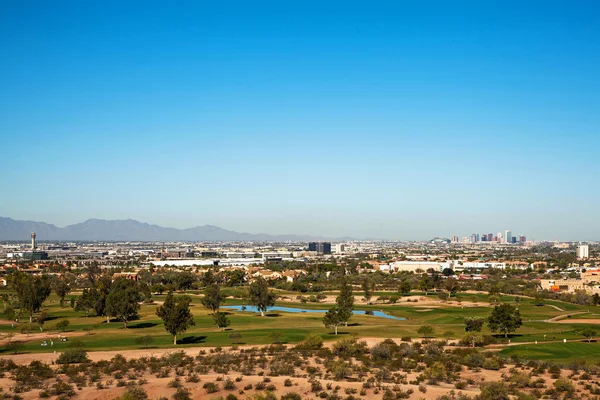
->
[105,278,142,329]
[444,278,460,296]
[212,311,230,331]
[201,283,225,313]
[11,272,52,323]
[156,292,195,344]
[268,332,284,344]
[417,325,435,338]
[52,278,71,308]
[56,319,70,332]
[228,332,243,344]
[135,335,154,349]
[323,306,344,335]
[579,327,597,343]
[37,310,48,332]
[361,278,375,303]
[418,275,433,295]
[464,317,484,332]
[336,279,354,326]
[398,280,411,296]
[248,278,277,316]
[487,303,523,338]
[75,288,98,317]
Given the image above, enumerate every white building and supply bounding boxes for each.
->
[333,244,346,253]
[577,244,589,260]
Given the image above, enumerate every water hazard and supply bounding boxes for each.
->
[223,305,405,320]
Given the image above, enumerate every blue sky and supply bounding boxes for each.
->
[1,1,599,240]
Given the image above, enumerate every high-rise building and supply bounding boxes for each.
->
[308,242,331,255]
[481,233,487,242]
[487,233,494,241]
[504,230,512,244]
[497,232,503,243]
[334,244,346,253]
[519,235,526,243]
[451,236,459,243]
[577,244,589,259]
[470,234,477,243]
[475,234,480,242]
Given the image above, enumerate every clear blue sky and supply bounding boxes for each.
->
[1,1,599,240]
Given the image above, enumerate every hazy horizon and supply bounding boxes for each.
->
[2,2,599,241]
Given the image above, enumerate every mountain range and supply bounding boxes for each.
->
[0,217,354,242]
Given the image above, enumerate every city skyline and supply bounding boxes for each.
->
[2,2,599,240]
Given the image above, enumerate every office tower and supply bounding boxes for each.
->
[481,234,487,242]
[334,244,346,253]
[308,242,331,255]
[511,237,517,244]
[475,234,480,242]
[451,236,459,243]
[505,230,512,244]
[487,233,494,241]
[577,245,589,259]
[519,235,526,243]
[470,234,477,243]
[497,232,503,243]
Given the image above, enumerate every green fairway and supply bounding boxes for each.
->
[500,341,600,363]
[2,291,600,358]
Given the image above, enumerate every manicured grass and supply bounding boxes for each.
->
[2,290,600,360]
[500,341,600,363]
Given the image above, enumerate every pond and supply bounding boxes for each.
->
[222,305,405,321]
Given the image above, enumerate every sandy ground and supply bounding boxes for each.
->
[2,337,454,365]
[0,330,87,346]
[0,358,502,400]
[554,318,600,324]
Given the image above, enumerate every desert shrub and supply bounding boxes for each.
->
[479,381,510,400]
[554,378,575,394]
[172,387,192,400]
[284,379,293,387]
[57,348,89,365]
[422,362,447,384]
[482,357,503,371]
[118,386,149,400]
[223,378,236,390]
[50,380,76,397]
[295,333,323,350]
[203,382,219,394]
[280,393,302,400]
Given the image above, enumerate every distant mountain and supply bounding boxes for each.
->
[0,217,355,242]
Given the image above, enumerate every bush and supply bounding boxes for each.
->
[417,325,434,338]
[119,387,148,400]
[223,378,236,390]
[554,378,575,394]
[203,382,219,394]
[482,357,503,371]
[280,393,302,400]
[173,387,192,400]
[479,381,510,400]
[295,333,323,350]
[56,348,89,364]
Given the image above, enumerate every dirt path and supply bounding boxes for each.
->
[547,311,589,322]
